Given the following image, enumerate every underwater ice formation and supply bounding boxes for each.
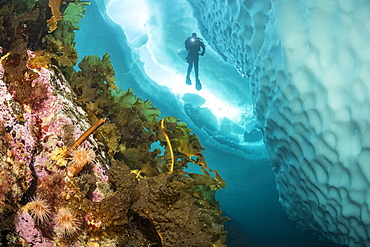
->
[189,0,370,246]
[104,0,268,162]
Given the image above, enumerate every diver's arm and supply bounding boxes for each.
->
[200,42,205,55]
[185,38,191,51]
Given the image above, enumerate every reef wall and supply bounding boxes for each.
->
[0,1,226,246]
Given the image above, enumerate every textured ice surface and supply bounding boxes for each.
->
[189,0,370,246]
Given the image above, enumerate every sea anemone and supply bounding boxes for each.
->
[67,146,95,177]
[27,196,51,223]
[54,207,79,236]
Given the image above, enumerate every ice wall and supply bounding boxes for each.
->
[189,0,370,246]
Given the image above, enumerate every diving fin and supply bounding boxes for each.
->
[195,79,202,91]
[186,76,192,85]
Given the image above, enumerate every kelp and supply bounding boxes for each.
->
[46,0,63,32]
[70,52,227,246]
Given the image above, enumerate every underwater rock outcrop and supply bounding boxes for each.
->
[0,0,226,246]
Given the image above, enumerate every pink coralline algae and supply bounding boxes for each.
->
[15,210,55,247]
[0,48,111,244]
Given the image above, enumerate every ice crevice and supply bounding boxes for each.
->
[104,0,267,161]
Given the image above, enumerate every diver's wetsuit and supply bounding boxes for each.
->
[185,35,205,90]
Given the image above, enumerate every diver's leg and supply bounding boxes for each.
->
[186,61,193,85]
[194,58,202,90]
[187,62,193,77]
[194,59,199,80]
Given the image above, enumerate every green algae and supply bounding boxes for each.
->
[69,47,227,247]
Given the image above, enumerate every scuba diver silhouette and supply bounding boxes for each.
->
[185,33,205,90]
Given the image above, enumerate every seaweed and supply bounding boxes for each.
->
[69,51,227,247]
